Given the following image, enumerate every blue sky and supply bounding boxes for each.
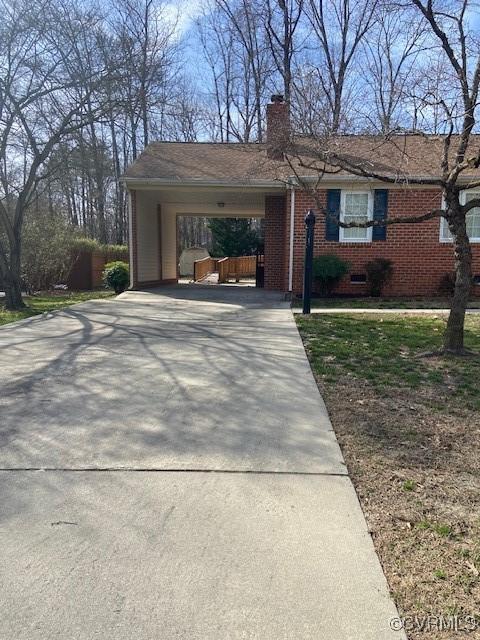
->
[164,0,207,37]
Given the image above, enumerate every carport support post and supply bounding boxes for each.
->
[302,209,316,315]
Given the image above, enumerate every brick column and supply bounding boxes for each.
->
[264,195,288,290]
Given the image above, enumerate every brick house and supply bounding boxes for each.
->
[123,97,480,297]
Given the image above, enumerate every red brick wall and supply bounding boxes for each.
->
[292,188,480,297]
[264,195,288,290]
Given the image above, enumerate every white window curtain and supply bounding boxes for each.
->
[340,192,372,242]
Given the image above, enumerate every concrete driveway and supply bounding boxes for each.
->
[0,285,404,639]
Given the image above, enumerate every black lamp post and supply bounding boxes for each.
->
[303,209,316,314]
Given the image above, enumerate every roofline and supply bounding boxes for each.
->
[122,174,479,189]
[140,141,264,146]
[295,174,480,185]
[295,174,439,183]
[121,177,286,189]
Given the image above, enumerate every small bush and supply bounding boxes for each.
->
[103,261,129,294]
[438,272,456,297]
[365,258,393,297]
[312,254,350,296]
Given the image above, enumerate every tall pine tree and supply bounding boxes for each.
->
[208,218,260,257]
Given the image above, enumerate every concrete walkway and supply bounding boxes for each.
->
[0,285,405,639]
[293,306,479,314]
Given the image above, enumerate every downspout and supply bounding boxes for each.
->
[288,182,295,293]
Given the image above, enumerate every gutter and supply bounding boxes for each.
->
[292,174,479,186]
[120,177,285,189]
[289,174,441,184]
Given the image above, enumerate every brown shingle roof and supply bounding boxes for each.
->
[123,142,290,183]
[291,134,480,180]
[123,135,480,184]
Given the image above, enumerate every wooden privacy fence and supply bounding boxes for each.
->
[193,255,257,283]
[68,249,129,290]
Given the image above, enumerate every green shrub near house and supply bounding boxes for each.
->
[312,254,350,296]
[103,261,129,294]
[365,258,394,297]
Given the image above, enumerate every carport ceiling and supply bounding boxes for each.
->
[154,187,281,209]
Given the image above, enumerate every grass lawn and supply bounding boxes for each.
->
[297,313,480,639]
[0,290,115,327]
[292,296,480,309]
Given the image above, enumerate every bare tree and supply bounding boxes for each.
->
[34,0,183,249]
[197,7,236,141]
[198,0,274,142]
[216,0,273,142]
[291,66,339,135]
[161,80,206,142]
[287,0,480,353]
[408,51,459,134]
[113,0,179,156]
[362,4,426,132]
[304,0,379,132]
[264,0,305,104]
[0,0,115,309]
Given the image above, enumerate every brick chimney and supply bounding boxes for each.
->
[266,94,290,160]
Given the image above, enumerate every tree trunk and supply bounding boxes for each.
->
[3,240,25,310]
[444,198,472,353]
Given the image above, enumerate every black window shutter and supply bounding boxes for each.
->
[326,189,341,241]
[373,189,388,241]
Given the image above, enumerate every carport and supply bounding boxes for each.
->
[127,185,282,287]
[121,140,293,293]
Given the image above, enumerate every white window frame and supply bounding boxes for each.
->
[440,190,480,243]
[339,190,373,243]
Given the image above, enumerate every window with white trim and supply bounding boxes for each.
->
[440,190,480,243]
[340,191,373,242]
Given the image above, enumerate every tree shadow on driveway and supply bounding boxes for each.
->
[0,288,345,500]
